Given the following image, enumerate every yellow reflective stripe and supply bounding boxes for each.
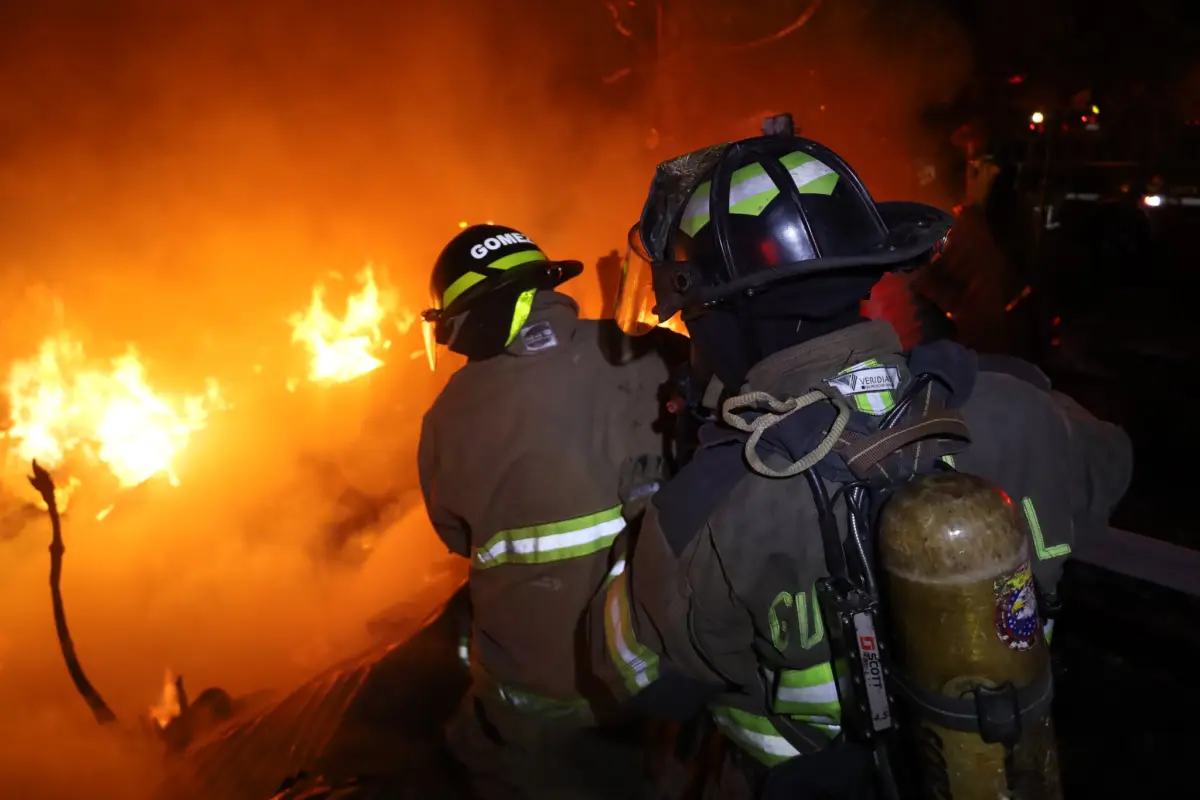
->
[474,505,625,568]
[773,663,842,721]
[1022,497,1071,560]
[442,272,485,311]
[440,250,548,310]
[941,454,956,468]
[1044,619,1055,644]
[711,707,803,766]
[505,288,537,346]
[603,558,660,694]
[492,683,593,719]
[680,151,839,236]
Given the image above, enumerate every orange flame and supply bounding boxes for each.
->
[288,265,416,384]
[3,335,223,492]
[148,668,182,730]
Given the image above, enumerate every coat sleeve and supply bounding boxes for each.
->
[417,412,471,558]
[1050,390,1134,536]
[610,333,681,517]
[591,504,740,721]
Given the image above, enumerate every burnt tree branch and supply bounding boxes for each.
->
[29,460,117,725]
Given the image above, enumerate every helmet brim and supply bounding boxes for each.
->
[650,201,952,320]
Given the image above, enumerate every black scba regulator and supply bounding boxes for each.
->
[817,576,896,742]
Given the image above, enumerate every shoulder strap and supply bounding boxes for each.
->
[836,411,970,480]
[833,378,971,481]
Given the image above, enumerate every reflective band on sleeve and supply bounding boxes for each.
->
[941,454,956,468]
[773,663,842,722]
[1022,497,1071,560]
[493,684,593,720]
[711,707,803,766]
[603,559,660,694]
[605,556,626,585]
[680,151,839,236]
[474,506,626,568]
[1044,619,1055,644]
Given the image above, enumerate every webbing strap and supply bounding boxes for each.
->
[836,410,971,479]
[888,667,1054,745]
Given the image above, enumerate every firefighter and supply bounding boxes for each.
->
[910,152,1027,355]
[595,134,1132,798]
[418,223,685,799]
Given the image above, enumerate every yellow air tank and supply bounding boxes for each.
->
[878,471,1061,800]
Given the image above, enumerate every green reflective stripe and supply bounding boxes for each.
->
[1044,619,1055,644]
[1022,497,1071,560]
[487,249,548,272]
[774,663,842,721]
[474,506,625,568]
[442,272,486,311]
[505,288,537,346]
[679,182,712,237]
[493,683,592,719]
[680,151,839,236]
[603,559,660,694]
[711,707,802,766]
[440,250,548,311]
[941,454,956,468]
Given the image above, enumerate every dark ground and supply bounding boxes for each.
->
[1034,199,1200,796]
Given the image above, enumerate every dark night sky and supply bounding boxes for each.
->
[0,0,1193,358]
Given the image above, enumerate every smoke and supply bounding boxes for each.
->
[0,1,969,797]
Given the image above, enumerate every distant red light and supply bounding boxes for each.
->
[1052,316,1061,326]
[1008,75,1024,84]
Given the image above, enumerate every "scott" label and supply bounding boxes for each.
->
[853,612,893,731]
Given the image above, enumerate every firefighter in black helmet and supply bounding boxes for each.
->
[594,135,1132,798]
[419,223,686,799]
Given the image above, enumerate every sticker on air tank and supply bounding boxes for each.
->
[994,562,1039,651]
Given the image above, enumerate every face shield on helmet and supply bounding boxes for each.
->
[420,269,541,372]
[615,223,662,336]
[614,223,690,337]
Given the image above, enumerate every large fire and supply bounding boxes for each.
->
[2,335,224,498]
[288,265,417,385]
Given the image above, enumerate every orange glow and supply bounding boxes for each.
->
[0,4,977,795]
[658,316,688,337]
[288,265,417,385]
[3,335,224,491]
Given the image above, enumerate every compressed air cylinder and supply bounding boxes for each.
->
[879,471,1062,800]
